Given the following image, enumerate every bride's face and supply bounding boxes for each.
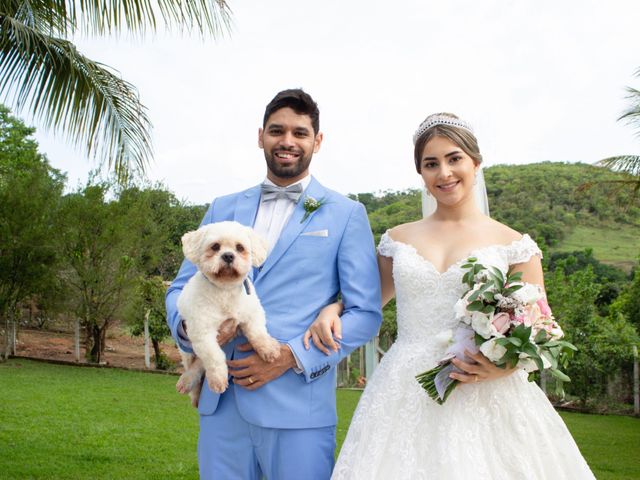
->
[419,135,479,207]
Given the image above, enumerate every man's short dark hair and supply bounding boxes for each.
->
[263,89,320,134]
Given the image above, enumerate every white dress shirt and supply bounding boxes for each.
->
[254,175,311,373]
[253,175,311,254]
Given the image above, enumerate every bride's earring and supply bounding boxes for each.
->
[424,186,431,197]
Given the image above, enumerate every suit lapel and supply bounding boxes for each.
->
[233,185,261,227]
[256,176,327,280]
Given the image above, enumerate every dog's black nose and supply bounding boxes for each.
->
[221,252,235,264]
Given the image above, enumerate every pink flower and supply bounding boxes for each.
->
[492,312,511,334]
[536,298,552,317]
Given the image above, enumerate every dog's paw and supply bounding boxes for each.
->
[207,372,229,394]
[256,337,281,363]
[176,370,201,394]
[176,374,193,394]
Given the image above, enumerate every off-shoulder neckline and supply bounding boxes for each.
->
[380,231,535,276]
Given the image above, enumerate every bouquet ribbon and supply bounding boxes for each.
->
[434,326,479,401]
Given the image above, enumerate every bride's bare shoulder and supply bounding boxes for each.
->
[388,220,424,243]
[486,217,524,243]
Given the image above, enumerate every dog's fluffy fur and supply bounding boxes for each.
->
[176,221,280,406]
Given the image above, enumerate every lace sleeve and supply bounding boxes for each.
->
[507,234,543,265]
[377,231,396,258]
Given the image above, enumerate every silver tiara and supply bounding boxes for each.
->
[412,114,474,145]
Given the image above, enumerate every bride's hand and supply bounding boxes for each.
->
[449,350,516,383]
[303,302,343,355]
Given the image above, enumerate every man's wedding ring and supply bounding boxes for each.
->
[248,377,254,384]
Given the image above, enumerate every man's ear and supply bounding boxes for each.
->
[182,229,204,265]
[313,131,323,153]
[248,229,268,267]
[258,128,264,149]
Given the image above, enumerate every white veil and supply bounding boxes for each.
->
[421,168,490,218]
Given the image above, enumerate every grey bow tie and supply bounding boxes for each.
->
[261,183,303,202]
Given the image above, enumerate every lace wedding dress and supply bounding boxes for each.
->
[332,233,595,480]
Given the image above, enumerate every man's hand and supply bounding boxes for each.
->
[216,319,238,346]
[228,342,297,391]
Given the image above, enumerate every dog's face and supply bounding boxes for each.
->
[181,221,268,287]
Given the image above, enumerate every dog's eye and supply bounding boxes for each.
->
[236,244,245,253]
[211,243,221,252]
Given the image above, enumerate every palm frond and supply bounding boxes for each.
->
[2,1,231,36]
[597,155,640,177]
[70,0,232,36]
[2,1,71,34]
[0,14,152,180]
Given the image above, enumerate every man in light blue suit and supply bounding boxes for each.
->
[166,89,382,479]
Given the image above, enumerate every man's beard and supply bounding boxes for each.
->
[264,147,313,179]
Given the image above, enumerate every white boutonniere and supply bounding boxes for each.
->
[301,196,327,222]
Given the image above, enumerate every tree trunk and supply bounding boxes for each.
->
[88,324,102,363]
[152,338,163,369]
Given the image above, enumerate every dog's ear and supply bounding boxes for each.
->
[182,229,203,264]
[248,229,268,267]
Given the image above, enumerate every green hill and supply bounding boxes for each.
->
[351,162,640,270]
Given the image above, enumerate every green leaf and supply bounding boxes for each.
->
[534,329,549,343]
[489,266,505,284]
[507,271,524,283]
[503,285,523,296]
[508,337,523,347]
[467,301,485,312]
[481,304,495,314]
[550,368,571,383]
[541,351,558,369]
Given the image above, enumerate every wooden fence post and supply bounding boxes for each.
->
[540,370,547,394]
[9,311,16,356]
[364,339,377,379]
[633,345,639,416]
[2,316,9,361]
[74,318,80,362]
[144,309,151,369]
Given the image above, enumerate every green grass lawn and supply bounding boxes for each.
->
[1,359,638,479]
[555,224,640,271]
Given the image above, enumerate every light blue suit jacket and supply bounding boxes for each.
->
[166,176,382,429]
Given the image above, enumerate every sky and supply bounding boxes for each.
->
[26,0,640,205]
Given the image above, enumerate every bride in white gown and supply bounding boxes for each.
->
[304,113,595,479]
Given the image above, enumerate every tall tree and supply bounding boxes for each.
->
[59,181,139,362]
[0,104,65,359]
[0,1,230,181]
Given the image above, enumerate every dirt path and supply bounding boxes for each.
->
[14,327,183,371]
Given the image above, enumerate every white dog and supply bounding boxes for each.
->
[175,221,280,406]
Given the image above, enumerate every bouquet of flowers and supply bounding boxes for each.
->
[415,257,576,404]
